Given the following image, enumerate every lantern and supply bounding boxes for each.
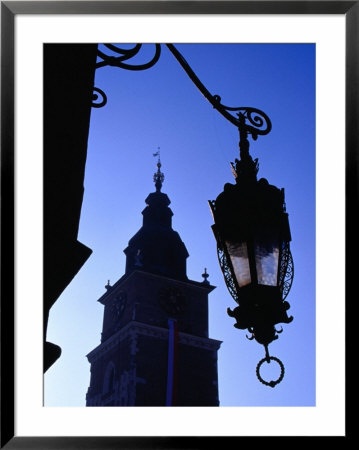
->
[209,116,294,387]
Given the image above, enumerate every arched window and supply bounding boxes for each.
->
[103,361,116,394]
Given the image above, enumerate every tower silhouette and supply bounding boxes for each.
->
[86,157,221,406]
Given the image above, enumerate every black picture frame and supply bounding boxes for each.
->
[1,1,355,447]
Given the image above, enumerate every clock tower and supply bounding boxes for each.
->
[86,158,221,406]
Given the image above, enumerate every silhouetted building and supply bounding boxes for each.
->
[86,158,221,406]
[44,44,98,372]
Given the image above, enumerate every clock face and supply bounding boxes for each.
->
[110,291,127,321]
[158,287,185,316]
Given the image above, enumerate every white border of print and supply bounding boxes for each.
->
[15,13,345,436]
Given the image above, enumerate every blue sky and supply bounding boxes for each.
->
[45,43,315,407]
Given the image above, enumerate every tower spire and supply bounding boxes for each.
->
[153,148,164,192]
[124,151,189,280]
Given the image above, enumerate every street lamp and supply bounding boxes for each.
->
[95,43,294,387]
[209,113,294,387]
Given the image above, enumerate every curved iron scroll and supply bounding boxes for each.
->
[96,44,161,71]
[92,87,107,108]
[165,44,272,138]
[95,43,271,138]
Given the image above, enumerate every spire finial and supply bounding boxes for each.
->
[153,148,164,192]
[202,268,210,285]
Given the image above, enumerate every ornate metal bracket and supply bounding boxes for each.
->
[94,43,272,141]
[166,44,272,138]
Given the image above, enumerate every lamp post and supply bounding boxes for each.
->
[95,43,294,387]
[209,113,294,387]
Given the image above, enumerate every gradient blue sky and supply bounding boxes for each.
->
[45,43,315,407]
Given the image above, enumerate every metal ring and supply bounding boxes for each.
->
[256,356,285,388]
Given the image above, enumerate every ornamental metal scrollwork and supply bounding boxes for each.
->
[94,43,271,139]
[96,44,161,71]
[166,44,272,138]
[92,87,107,108]
[278,242,294,300]
[211,97,272,139]
[217,244,239,303]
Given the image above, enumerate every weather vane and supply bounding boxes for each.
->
[153,147,164,192]
[153,147,160,159]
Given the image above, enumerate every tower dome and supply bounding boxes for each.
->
[124,156,189,280]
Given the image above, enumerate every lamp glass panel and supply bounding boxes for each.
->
[254,234,280,286]
[225,241,251,287]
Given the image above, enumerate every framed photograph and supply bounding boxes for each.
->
[1,1,355,447]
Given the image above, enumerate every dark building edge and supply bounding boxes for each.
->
[43,44,97,372]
